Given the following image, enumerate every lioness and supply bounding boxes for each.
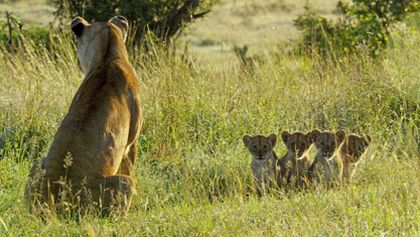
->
[308,130,345,187]
[278,131,317,189]
[339,133,371,183]
[24,16,142,216]
[243,134,282,195]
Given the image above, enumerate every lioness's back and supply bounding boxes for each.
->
[25,16,143,216]
[46,29,140,177]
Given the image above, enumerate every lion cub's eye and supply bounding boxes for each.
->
[263,144,268,149]
[252,145,258,150]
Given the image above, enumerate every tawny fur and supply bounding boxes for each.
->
[243,134,282,195]
[278,131,317,189]
[339,134,371,183]
[308,130,345,187]
[24,16,142,217]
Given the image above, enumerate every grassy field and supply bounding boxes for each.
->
[1,0,420,236]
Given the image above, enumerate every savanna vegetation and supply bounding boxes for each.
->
[0,0,419,236]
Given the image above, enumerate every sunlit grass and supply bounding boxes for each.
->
[0,11,420,237]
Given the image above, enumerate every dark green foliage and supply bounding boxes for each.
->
[294,0,419,56]
[51,0,214,46]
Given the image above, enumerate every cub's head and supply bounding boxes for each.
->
[281,131,316,157]
[311,129,346,157]
[243,134,277,161]
[341,134,371,162]
[71,16,129,74]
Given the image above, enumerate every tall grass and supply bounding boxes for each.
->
[0,21,419,235]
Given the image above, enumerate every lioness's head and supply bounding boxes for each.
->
[311,129,346,157]
[243,134,277,161]
[281,131,317,157]
[341,134,371,162]
[71,16,129,74]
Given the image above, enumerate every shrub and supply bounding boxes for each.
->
[51,0,215,47]
[294,0,420,56]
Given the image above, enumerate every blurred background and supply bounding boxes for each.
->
[0,0,340,65]
[0,0,417,67]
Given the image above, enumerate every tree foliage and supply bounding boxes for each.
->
[294,0,419,56]
[51,0,214,46]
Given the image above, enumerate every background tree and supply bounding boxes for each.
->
[51,0,214,47]
[294,0,419,56]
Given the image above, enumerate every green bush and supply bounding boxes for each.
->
[51,0,215,47]
[294,0,419,56]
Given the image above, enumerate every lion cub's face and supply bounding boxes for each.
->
[70,16,129,74]
[341,134,371,161]
[281,131,314,157]
[243,134,277,161]
[312,130,346,157]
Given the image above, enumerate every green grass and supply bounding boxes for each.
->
[1,7,420,237]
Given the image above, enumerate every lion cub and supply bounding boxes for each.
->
[278,131,317,189]
[243,134,282,195]
[339,133,371,183]
[308,130,346,187]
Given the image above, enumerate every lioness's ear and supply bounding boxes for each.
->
[336,130,346,143]
[242,135,252,146]
[71,16,88,37]
[109,16,129,42]
[268,134,277,146]
[307,129,321,143]
[281,131,290,143]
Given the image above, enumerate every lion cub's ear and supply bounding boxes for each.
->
[336,129,346,143]
[268,134,277,146]
[109,16,129,42]
[364,134,372,144]
[71,16,89,37]
[281,131,290,144]
[307,129,321,143]
[242,135,252,146]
